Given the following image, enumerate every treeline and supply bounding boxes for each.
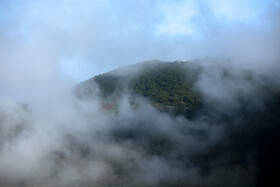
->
[92,61,202,117]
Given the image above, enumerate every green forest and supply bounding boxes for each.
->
[80,61,202,117]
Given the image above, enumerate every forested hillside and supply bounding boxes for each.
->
[73,59,280,186]
[76,60,202,117]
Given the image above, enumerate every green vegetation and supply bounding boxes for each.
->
[77,61,202,117]
[129,62,201,116]
[94,74,126,98]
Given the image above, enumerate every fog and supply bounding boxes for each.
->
[0,0,280,186]
[0,58,279,186]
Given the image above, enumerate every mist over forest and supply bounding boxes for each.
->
[0,0,280,186]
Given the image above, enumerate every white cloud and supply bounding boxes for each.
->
[207,0,266,21]
[156,0,197,36]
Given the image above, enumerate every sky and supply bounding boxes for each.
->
[0,0,279,101]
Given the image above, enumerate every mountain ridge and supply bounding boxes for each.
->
[75,59,203,117]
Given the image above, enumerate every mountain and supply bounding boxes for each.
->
[73,58,280,186]
[75,60,202,117]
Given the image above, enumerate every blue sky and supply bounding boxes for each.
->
[0,0,279,101]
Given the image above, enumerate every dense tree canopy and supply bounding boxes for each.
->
[78,61,202,117]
